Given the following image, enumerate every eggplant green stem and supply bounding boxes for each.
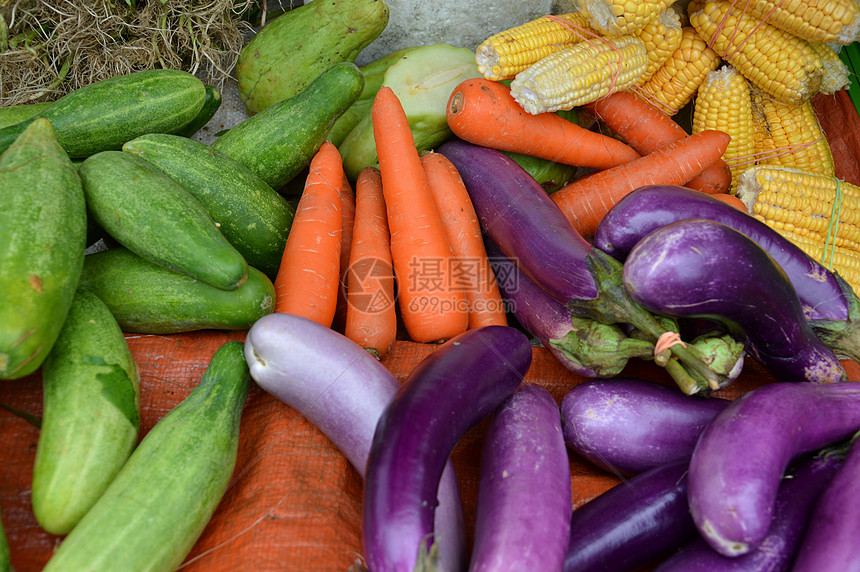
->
[566,250,726,394]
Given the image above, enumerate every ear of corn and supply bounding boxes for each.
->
[737,165,860,292]
[509,34,648,114]
[689,0,825,105]
[810,41,852,94]
[635,8,685,85]
[744,0,860,45]
[692,65,755,191]
[635,26,721,115]
[475,13,595,81]
[574,0,679,36]
[751,88,836,177]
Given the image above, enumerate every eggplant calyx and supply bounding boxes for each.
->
[548,316,654,378]
[566,249,726,394]
[809,272,860,363]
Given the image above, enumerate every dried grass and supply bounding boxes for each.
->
[0,0,259,106]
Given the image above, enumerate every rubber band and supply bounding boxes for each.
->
[544,14,625,96]
[654,331,687,357]
[822,178,843,271]
[629,84,680,115]
[724,134,824,168]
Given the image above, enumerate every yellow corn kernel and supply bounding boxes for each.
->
[634,8,684,85]
[475,13,595,81]
[574,0,679,36]
[751,88,836,177]
[745,0,860,45]
[689,0,825,105]
[736,166,860,291]
[509,34,648,114]
[635,26,721,115]
[693,65,755,191]
[810,41,852,94]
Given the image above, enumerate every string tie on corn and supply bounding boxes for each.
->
[544,14,625,96]
[822,178,844,271]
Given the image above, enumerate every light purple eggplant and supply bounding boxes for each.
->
[362,326,532,572]
[469,384,571,572]
[243,312,467,572]
[655,451,843,572]
[792,435,860,572]
[560,378,729,475]
[593,185,860,361]
[687,381,860,557]
[623,219,847,383]
[563,461,697,572]
[437,139,732,394]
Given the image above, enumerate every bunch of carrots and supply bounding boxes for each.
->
[445,78,747,238]
[271,87,508,358]
[270,71,750,353]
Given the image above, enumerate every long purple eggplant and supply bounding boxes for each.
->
[561,379,730,475]
[438,139,733,394]
[655,451,843,572]
[362,326,531,572]
[687,381,860,557]
[469,384,571,572]
[243,313,467,572]
[792,435,860,571]
[563,461,697,572]
[623,219,847,383]
[593,185,860,361]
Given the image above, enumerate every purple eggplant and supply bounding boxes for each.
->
[655,451,844,572]
[792,435,860,571]
[469,384,571,572]
[560,379,730,475]
[593,185,860,361]
[563,461,697,572]
[437,139,734,394]
[362,326,532,572]
[243,313,467,572]
[623,219,847,383]
[687,381,860,557]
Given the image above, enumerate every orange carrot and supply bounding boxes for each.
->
[272,141,343,326]
[372,86,469,343]
[587,90,732,194]
[553,129,731,239]
[344,167,398,359]
[446,78,641,170]
[710,192,748,212]
[331,172,356,334]
[421,152,508,329]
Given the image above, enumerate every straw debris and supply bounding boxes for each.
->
[0,0,259,106]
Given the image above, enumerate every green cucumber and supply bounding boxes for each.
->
[236,0,388,115]
[122,133,295,280]
[78,150,248,291]
[0,118,87,380]
[171,84,222,138]
[79,248,275,334]
[32,289,140,536]
[42,340,250,572]
[212,61,365,189]
[0,101,53,129]
[339,43,482,179]
[0,69,206,158]
[0,509,10,572]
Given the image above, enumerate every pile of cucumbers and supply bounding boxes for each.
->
[0,60,365,572]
